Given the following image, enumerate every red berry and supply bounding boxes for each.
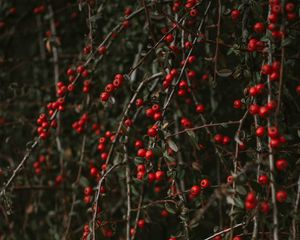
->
[271,4,282,14]
[196,104,205,113]
[134,140,144,149]
[190,185,201,196]
[269,13,278,23]
[222,136,231,145]
[245,200,256,210]
[249,104,260,115]
[100,92,110,102]
[227,175,234,184]
[160,209,169,217]
[90,167,98,177]
[267,100,277,111]
[258,175,269,185]
[155,170,165,181]
[286,3,295,12]
[256,126,265,137]
[137,171,145,180]
[137,219,145,228]
[214,134,223,143]
[270,138,280,148]
[270,71,279,81]
[122,20,130,29]
[259,201,270,214]
[77,65,85,73]
[276,158,288,171]
[137,148,146,158]
[135,98,144,107]
[233,236,242,240]
[296,85,300,95]
[190,8,199,17]
[98,46,107,55]
[124,118,133,127]
[153,112,162,121]
[148,173,156,183]
[268,126,279,138]
[258,106,269,118]
[233,99,242,109]
[246,191,256,203]
[165,34,174,43]
[254,22,265,33]
[231,9,240,21]
[200,179,210,188]
[137,164,145,172]
[146,108,155,118]
[84,186,93,196]
[261,64,272,75]
[105,83,114,93]
[145,150,154,160]
[147,127,158,137]
[287,12,297,21]
[276,190,287,203]
[213,236,222,240]
[272,61,281,71]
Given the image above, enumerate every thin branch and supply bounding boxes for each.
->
[0,139,39,197]
[292,175,300,240]
[203,222,246,240]
[166,120,241,138]
[124,143,131,240]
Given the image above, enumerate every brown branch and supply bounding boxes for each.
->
[0,139,39,197]
[203,222,246,240]
[166,120,241,138]
[212,0,222,86]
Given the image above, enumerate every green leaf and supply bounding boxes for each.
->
[216,69,233,77]
[177,168,185,180]
[234,197,244,209]
[164,203,176,214]
[152,146,163,157]
[187,130,200,150]
[236,185,247,195]
[131,185,139,196]
[164,153,176,162]
[79,176,89,187]
[282,38,292,47]
[134,157,144,165]
[167,139,178,152]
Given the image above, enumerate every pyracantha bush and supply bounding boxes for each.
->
[0,0,300,239]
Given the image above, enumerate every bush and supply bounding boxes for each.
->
[0,0,300,239]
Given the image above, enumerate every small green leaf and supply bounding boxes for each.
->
[152,146,163,156]
[134,157,144,165]
[167,139,178,152]
[236,185,247,195]
[79,176,89,187]
[216,69,233,77]
[165,203,176,214]
[282,38,292,47]
[234,197,244,209]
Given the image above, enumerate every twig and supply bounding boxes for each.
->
[212,0,222,86]
[63,135,87,239]
[91,163,123,239]
[166,120,241,138]
[203,222,246,240]
[0,139,39,197]
[266,13,279,240]
[124,144,131,240]
[141,0,157,44]
[130,186,144,240]
[292,175,300,240]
